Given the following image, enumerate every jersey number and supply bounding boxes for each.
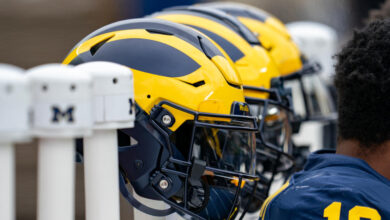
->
[323,202,381,220]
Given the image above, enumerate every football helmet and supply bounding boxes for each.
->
[203,3,340,195]
[63,18,259,219]
[152,7,295,215]
[201,2,331,124]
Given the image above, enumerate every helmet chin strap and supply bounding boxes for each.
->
[118,174,175,216]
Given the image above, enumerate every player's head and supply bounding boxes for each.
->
[335,19,390,149]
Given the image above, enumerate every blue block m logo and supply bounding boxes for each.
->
[52,106,75,123]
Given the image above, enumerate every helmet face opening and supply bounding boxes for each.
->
[249,103,293,158]
[175,120,257,176]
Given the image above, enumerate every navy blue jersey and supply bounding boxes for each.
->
[259,150,390,220]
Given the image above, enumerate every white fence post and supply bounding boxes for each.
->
[0,65,30,220]
[27,64,93,220]
[75,61,135,220]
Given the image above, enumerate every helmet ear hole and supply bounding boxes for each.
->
[147,94,151,99]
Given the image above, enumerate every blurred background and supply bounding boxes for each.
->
[0,0,384,219]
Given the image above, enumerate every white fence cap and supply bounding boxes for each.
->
[0,65,30,143]
[287,21,338,80]
[27,64,93,138]
[75,61,135,130]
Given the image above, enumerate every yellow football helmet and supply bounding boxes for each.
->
[152,6,296,214]
[204,3,338,200]
[201,2,304,75]
[63,18,259,219]
[204,3,335,122]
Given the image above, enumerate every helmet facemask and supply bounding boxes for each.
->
[118,101,259,220]
[237,83,296,215]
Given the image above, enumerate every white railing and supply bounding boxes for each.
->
[0,62,146,220]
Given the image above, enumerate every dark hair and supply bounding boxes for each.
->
[368,1,390,23]
[335,19,390,148]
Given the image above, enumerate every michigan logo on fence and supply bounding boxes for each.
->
[51,106,75,123]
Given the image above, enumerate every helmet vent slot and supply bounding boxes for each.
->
[192,80,205,87]
[227,82,241,90]
[180,80,205,87]
[146,28,173,35]
[90,36,113,56]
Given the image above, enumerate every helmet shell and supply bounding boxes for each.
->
[63,18,247,131]
[201,2,304,76]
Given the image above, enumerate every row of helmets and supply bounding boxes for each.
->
[61,2,337,220]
